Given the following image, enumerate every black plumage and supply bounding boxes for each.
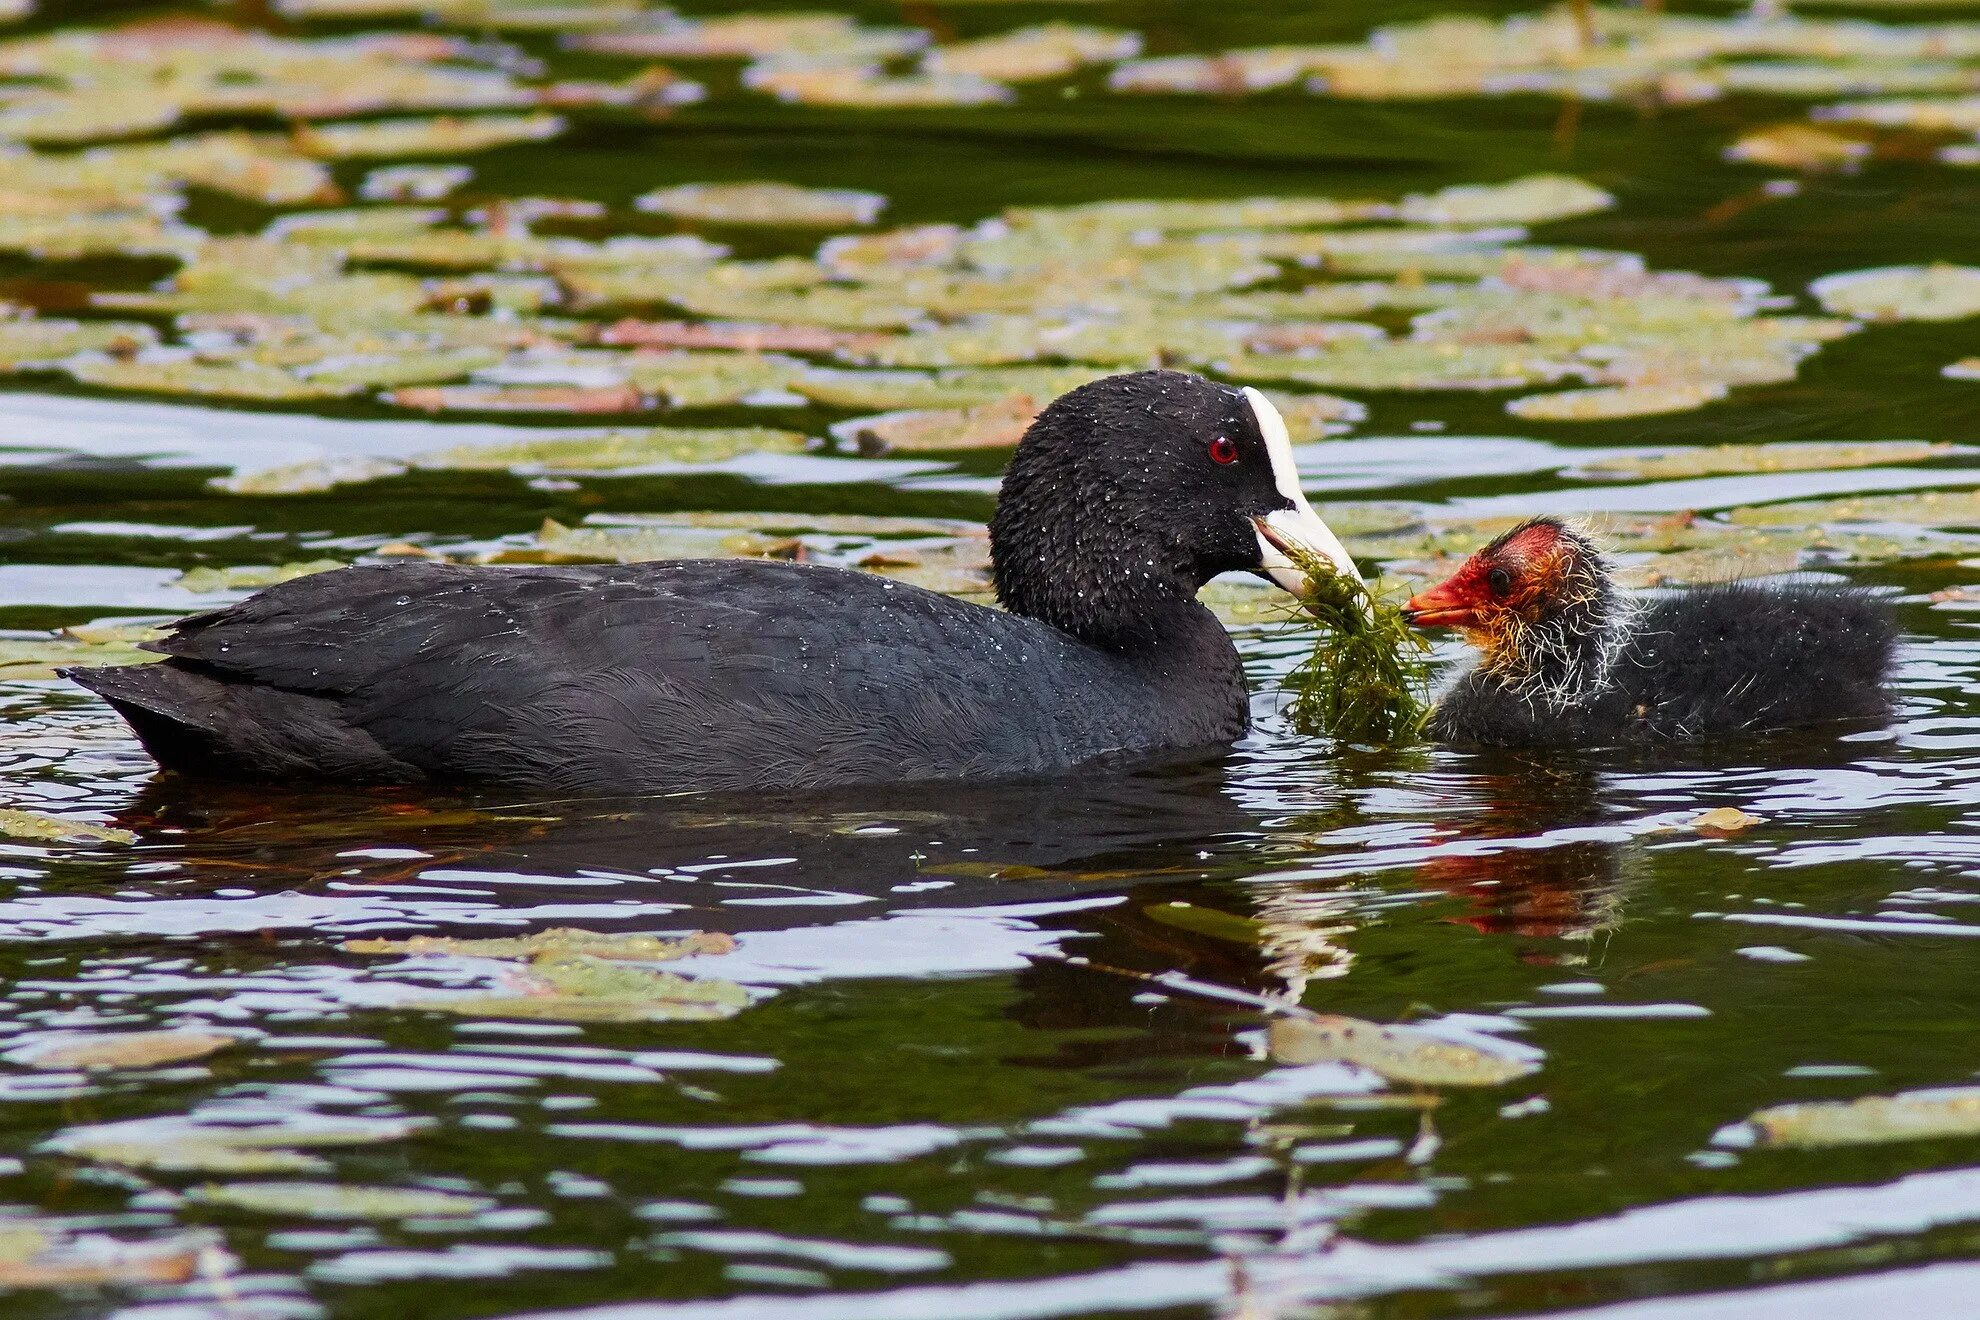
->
[1406,517,1897,748]
[68,370,1358,793]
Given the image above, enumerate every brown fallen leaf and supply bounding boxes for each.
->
[387,383,647,414]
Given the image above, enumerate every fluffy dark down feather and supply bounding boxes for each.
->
[1426,580,1896,747]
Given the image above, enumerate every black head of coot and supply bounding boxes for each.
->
[989,369,1358,649]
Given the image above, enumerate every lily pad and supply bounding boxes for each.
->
[188,1181,493,1220]
[0,1223,215,1289]
[416,426,809,472]
[0,809,133,846]
[295,112,565,159]
[744,64,1012,109]
[1268,1015,1540,1087]
[388,382,646,413]
[66,358,357,403]
[424,953,750,1023]
[1729,487,1980,528]
[924,24,1141,83]
[1744,1087,1980,1148]
[214,455,410,496]
[1578,440,1954,481]
[47,1112,428,1175]
[635,182,886,229]
[1811,264,1980,321]
[1396,174,1614,226]
[5,1030,234,1072]
[1507,382,1728,421]
[174,561,342,593]
[1726,123,1873,171]
[1692,807,1763,835]
[343,928,734,961]
[839,394,1039,453]
[794,365,1108,410]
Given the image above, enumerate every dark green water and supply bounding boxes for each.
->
[3,2,1980,1318]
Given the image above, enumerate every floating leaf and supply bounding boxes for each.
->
[174,561,343,593]
[424,953,749,1023]
[839,394,1039,453]
[343,928,735,961]
[213,456,409,497]
[1224,341,1573,392]
[574,13,925,62]
[0,809,133,846]
[795,365,1107,410]
[48,1114,426,1170]
[597,318,889,355]
[3,625,159,679]
[1692,807,1763,835]
[924,24,1141,83]
[1268,1015,1539,1087]
[417,426,808,472]
[66,358,356,403]
[188,1182,493,1221]
[744,64,1012,109]
[1811,264,1980,321]
[490,517,797,565]
[1729,487,1980,528]
[1507,382,1728,421]
[1108,51,1312,96]
[1726,123,1873,170]
[59,1142,328,1175]
[1579,441,1954,481]
[1745,1087,1980,1148]
[5,1030,234,1072]
[0,1223,214,1289]
[359,162,473,202]
[388,382,646,413]
[635,182,886,229]
[295,113,565,159]
[0,317,155,366]
[1396,175,1614,226]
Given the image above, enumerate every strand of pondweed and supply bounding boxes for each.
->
[1279,547,1432,745]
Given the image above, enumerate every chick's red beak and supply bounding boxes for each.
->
[1403,574,1483,630]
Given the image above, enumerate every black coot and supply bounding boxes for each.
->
[69,370,1360,793]
[1403,516,1896,747]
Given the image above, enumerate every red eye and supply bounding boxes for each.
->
[1208,435,1239,465]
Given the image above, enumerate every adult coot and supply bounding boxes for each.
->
[69,370,1361,793]
[1403,516,1896,747]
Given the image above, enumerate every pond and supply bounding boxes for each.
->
[2,0,1980,1316]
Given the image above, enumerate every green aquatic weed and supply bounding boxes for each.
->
[1279,547,1432,745]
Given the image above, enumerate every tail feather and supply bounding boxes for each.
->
[64,663,419,782]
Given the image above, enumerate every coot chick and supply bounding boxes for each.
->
[69,370,1360,794]
[1402,517,1896,747]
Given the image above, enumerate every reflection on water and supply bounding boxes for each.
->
[0,0,1978,1315]
[3,624,1980,1317]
